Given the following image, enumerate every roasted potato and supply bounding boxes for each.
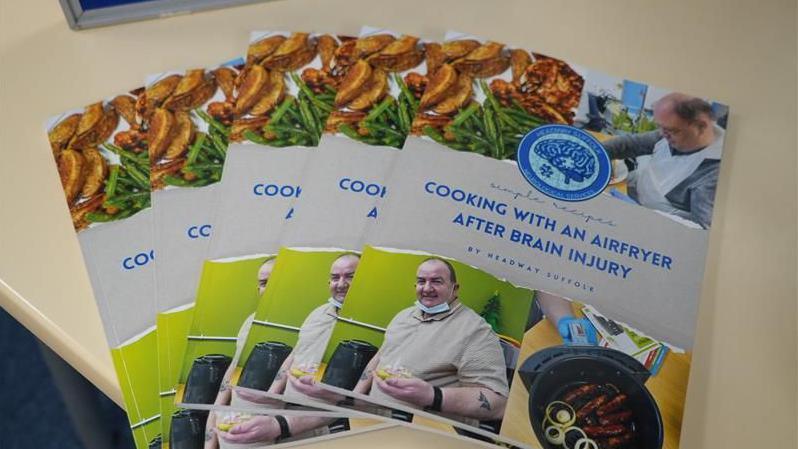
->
[246,34,287,67]
[433,74,473,115]
[420,64,457,109]
[80,147,108,198]
[48,113,81,155]
[348,68,389,111]
[147,108,175,162]
[164,112,195,160]
[235,65,269,116]
[335,59,372,107]
[58,149,86,205]
[249,70,286,117]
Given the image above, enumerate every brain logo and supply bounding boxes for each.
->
[534,139,596,184]
[517,125,610,202]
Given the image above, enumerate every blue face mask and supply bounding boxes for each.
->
[328,297,343,309]
[415,300,450,315]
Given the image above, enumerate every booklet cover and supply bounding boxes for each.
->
[260,30,728,449]
[45,92,161,449]
[142,57,248,446]
[280,26,433,250]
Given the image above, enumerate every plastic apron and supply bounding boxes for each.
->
[631,126,724,216]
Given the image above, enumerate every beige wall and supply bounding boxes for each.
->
[0,0,795,448]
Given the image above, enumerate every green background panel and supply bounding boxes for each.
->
[239,248,348,370]
[111,329,160,449]
[322,246,534,363]
[177,256,271,383]
[156,306,194,443]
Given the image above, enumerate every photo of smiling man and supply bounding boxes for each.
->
[353,257,509,426]
[288,247,534,442]
[210,252,365,448]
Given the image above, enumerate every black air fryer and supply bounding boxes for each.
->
[183,354,232,404]
[517,346,663,449]
[170,409,208,449]
[238,341,293,391]
[321,340,378,390]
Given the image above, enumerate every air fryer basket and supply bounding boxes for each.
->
[518,346,663,449]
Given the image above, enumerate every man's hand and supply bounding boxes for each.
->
[218,416,280,444]
[374,377,434,408]
[288,375,344,403]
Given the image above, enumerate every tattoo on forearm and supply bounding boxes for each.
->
[205,430,214,441]
[478,391,491,411]
[220,381,230,391]
[276,369,286,380]
[359,370,371,381]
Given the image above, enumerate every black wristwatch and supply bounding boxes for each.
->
[425,386,443,412]
[274,415,291,441]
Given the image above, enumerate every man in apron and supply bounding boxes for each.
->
[603,93,724,229]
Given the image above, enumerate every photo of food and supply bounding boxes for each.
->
[140,60,245,190]
[46,91,152,231]
[321,29,430,148]
[500,296,690,449]
[412,32,585,160]
[231,31,354,148]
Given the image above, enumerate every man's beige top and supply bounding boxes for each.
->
[284,302,338,400]
[370,300,509,408]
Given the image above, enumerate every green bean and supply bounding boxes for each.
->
[394,74,419,110]
[103,143,148,166]
[298,95,321,140]
[185,133,207,165]
[162,175,196,187]
[194,109,230,137]
[364,97,395,123]
[290,73,333,113]
[86,209,135,222]
[207,132,228,159]
[105,165,121,198]
[450,103,481,128]
[104,191,150,208]
[269,97,296,127]
[445,126,492,148]
[243,130,274,146]
[364,121,404,140]
[125,165,151,189]
[183,163,222,172]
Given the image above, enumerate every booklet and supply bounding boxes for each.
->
[169,31,403,449]
[279,26,432,250]
[45,91,161,449]
[143,57,248,447]
[263,30,728,449]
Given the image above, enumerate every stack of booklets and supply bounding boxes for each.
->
[45,26,730,449]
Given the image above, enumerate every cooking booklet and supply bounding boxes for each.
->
[277,26,432,250]
[202,25,434,407]
[143,57,248,447]
[45,91,161,449]
[263,30,729,449]
[167,30,396,449]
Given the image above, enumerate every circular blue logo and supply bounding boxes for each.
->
[516,125,611,202]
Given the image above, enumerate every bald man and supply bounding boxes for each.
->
[290,257,509,427]
[603,93,724,228]
[210,253,361,447]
